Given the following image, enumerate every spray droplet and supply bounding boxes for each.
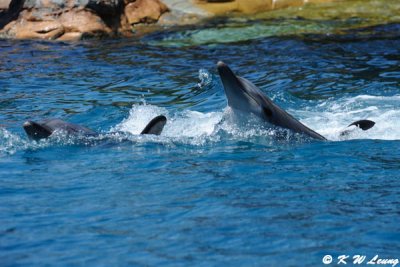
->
[197,69,212,88]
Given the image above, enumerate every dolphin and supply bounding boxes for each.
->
[23,115,167,141]
[217,61,375,140]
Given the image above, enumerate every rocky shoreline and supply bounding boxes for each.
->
[0,0,341,41]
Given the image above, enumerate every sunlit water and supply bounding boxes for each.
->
[1,9,400,266]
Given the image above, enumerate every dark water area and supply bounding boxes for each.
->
[1,18,400,266]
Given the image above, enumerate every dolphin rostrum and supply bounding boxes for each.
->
[23,115,167,141]
[217,61,375,140]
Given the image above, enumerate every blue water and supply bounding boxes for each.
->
[1,21,400,266]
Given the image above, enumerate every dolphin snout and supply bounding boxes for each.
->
[217,61,236,80]
[23,121,33,128]
[217,61,231,74]
[217,61,227,69]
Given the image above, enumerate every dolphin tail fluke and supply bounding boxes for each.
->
[140,115,167,135]
[23,121,52,140]
[340,119,375,137]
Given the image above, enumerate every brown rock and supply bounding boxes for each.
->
[272,0,304,9]
[0,0,11,10]
[3,12,65,39]
[119,12,133,34]
[193,0,340,15]
[237,0,272,13]
[195,0,273,14]
[125,0,168,25]
[304,0,340,3]
[0,0,168,40]
[57,31,82,41]
[59,9,112,36]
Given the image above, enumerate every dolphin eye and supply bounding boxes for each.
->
[263,106,273,117]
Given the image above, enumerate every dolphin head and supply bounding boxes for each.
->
[23,119,99,141]
[217,61,266,117]
[23,121,53,140]
[217,61,328,140]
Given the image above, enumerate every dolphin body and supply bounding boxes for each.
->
[23,115,167,141]
[217,61,374,140]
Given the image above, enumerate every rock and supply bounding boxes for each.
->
[162,0,344,18]
[304,0,341,3]
[0,0,168,40]
[56,31,82,41]
[0,0,353,40]
[195,0,273,15]
[0,0,11,10]
[272,0,303,9]
[162,0,207,15]
[125,0,168,24]
[59,9,111,35]
[3,14,65,39]
[158,0,207,26]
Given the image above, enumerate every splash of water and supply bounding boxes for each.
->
[2,94,399,155]
[297,94,400,141]
[117,94,400,143]
[197,68,212,88]
[0,128,26,155]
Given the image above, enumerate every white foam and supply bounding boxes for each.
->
[113,104,224,145]
[114,105,291,146]
[295,94,400,141]
[2,94,398,155]
[112,104,169,135]
[117,94,400,143]
[164,110,223,137]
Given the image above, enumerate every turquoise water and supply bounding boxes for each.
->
[1,21,400,266]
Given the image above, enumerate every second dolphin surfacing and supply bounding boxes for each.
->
[23,115,167,141]
[217,61,375,140]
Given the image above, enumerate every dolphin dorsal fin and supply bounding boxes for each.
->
[140,115,167,135]
[340,119,376,137]
[347,119,375,131]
